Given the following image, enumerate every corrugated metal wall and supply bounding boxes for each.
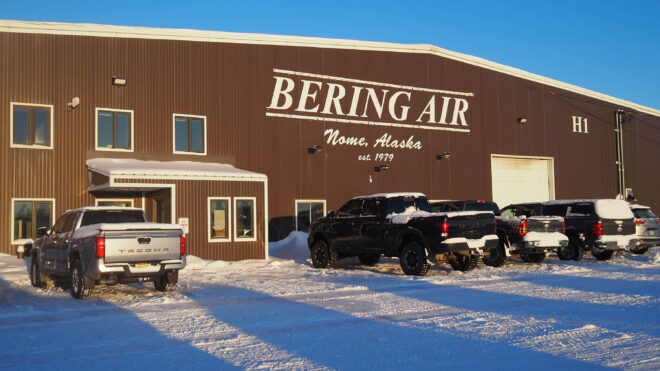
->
[1,30,659,255]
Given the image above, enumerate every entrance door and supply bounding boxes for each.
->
[491,155,555,207]
[145,189,171,223]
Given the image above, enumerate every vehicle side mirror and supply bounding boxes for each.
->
[327,211,336,218]
[36,226,49,238]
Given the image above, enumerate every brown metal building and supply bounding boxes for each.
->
[2,20,659,260]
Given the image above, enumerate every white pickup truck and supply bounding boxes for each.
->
[28,206,185,299]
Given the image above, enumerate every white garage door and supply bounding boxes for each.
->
[491,155,555,208]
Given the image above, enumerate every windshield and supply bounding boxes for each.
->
[80,210,146,226]
[633,208,657,219]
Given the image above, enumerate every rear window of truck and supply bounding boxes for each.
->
[80,210,146,226]
[465,202,500,214]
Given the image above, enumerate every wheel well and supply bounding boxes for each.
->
[309,233,327,250]
[398,233,423,255]
[69,252,81,264]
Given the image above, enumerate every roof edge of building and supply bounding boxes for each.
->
[2,19,659,118]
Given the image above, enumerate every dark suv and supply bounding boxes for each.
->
[542,199,636,260]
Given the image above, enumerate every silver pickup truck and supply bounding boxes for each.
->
[29,206,186,299]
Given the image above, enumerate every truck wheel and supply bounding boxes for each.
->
[592,249,614,261]
[70,259,94,300]
[358,254,380,266]
[448,253,478,272]
[631,247,649,255]
[572,243,584,261]
[399,241,429,276]
[520,253,545,263]
[311,240,337,269]
[30,254,43,288]
[154,271,178,292]
[558,238,581,261]
[483,242,506,267]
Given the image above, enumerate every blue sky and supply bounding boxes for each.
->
[2,0,659,109]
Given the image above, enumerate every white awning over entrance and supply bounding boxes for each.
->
[87,158,267,181]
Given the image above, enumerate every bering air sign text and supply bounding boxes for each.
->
[266,69,474,133]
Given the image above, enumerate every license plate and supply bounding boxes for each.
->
[135,262,150,268]
[650,230,656,236]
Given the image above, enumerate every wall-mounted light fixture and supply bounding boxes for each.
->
[307,145,322,154]
[436,152,451,160]
[112,76,127,86]
[68,96,80,110]
[518,117,528,124]
[374,164,389,172]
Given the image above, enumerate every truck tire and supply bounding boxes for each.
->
[631,247,649,255]
[558,238,582,261]
[30,254,43,288]
[154,271,178,292]
[591,249,614,261]
[520,253,545,263]
[358,254,380,266]
[399,241,429,276]
[311,240,337,269]
[483,242,506,267]
[448,253,478,272]
[70,258,94,300]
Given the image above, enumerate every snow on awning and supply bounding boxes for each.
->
[86,158,267,181]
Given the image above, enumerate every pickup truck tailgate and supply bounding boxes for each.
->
[446,211,495,239]
[103,228,182,263]
[527,216,564,233]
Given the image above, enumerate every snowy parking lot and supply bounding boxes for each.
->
[1,233,659,370]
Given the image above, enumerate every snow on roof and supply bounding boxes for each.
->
[594,199,634,219]
[355,192,426,199]
[543,199,599,205]
[66,206,144,213]
[86,158,266,180]
[630,204,651,210]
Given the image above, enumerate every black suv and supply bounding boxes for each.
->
[542,199,636,260]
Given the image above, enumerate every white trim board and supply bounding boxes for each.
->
[1,20,658,117]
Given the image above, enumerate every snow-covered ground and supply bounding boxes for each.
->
[1,233,659,370]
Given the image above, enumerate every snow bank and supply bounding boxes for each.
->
[269,231,310,261]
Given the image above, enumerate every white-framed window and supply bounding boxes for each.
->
[10,102,54,149]
[173,113,207,155]
[234,197,256,242]
[208,197,231,242]
[95,107,134,152]
[295,200,326,232]
[95,198,134,207]
[11,198,56,244]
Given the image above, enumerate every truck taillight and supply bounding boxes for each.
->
[593,221,603,237]
[563,220,566,234]
[519,219,528,237]
[634,219,646,225]
[440,221,449,238]
[96,237,105,258]
[180,235,186,256]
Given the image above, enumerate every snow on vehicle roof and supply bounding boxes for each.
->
[86,158,267,179]
[543,199,600,205]
[630,204,651,210]
[594,199,634,219]
[354,192,426,199]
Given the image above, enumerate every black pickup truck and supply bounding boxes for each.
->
[432,200,568,265]
[308,193,499,276]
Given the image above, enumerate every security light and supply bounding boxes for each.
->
[112,76,127,86]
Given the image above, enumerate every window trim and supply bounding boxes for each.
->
[94,198,134,207]
[172,113,207,155]
[10,198,56,245]
[234,197,257,242]
[10,102,55,150]
[295,199,326,232]
[95,107,135,152]
[208,197,232,243]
